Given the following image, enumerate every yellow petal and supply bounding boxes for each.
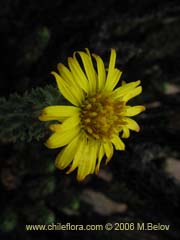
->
[108,48,116,74]
[68,57,89,93]
[104,48,117,90]
[61,114,80,130]
[121,127,130,138]
[85,48,91,57]
[123,105,145,116]
[122,86,142,102]
[103,142,114,164]
[57,63,73,82]
[76,143,90,181]
[85,48,96,73]
[92,53,106,91]
[89,140,99,174]
[57,63,85,103]
[77,140,98,181]
[45,126,80,149]
[55,134,80,169]
[77,51,97,93]
[104,68,122,91]
[123,117,140,132]
[49,123,62,132]
[95,143,105,174]
[39,106,79,121]
[49,113,80,132]
[111,135,125,150]
[51,71,80,106]
[66,133,85,174]
[112,80,141,99]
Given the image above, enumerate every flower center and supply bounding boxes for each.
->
[80,93,125,140]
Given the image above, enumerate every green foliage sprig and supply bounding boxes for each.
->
[0,85,65,143]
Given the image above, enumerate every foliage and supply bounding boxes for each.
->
[0,85,64,143]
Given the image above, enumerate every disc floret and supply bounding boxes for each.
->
[81,93,125,140]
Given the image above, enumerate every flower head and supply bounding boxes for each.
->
[39,48,145,181]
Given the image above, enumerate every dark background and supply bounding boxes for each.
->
[0,0,180,239]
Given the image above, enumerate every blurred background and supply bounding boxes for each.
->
[0,0,180,239]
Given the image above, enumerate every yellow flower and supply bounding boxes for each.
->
[39,48,145,181]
